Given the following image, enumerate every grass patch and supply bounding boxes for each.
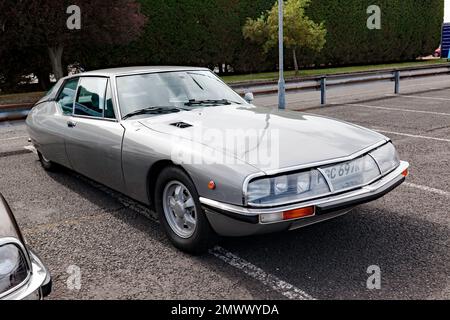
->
[222,59,447,83]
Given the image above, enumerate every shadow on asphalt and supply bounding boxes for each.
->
[220,207,449,299]
[43,162,449,300]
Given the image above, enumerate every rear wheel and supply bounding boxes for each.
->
[37,151,56,171]
[155,166,217,254]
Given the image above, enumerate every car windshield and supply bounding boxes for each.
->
[116,70,246,118]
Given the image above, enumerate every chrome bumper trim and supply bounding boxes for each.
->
[1,251,51,300]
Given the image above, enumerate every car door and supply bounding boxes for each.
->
[64,76,125,192]
[31,78,79,168]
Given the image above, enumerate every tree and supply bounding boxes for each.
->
[243,0,326,75]
[0,0,146,81]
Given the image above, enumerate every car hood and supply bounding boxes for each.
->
[137,105,387,172]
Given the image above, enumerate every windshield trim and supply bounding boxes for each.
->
[113,70,247,120]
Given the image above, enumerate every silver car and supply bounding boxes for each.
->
[26,67,409,254]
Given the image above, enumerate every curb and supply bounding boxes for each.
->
[0,149,33,158]
[0,103,34,122]
[0,103,33,111]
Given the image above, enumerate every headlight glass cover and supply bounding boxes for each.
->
[247,170,331,205]
[0,244,29,296]
[369,143,400,174]
[320,154,380,191]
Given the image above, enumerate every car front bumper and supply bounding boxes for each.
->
[1,250,52,300]
[201,161,409,237]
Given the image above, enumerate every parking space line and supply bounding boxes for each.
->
[209,246,315,300]
[404,183,450,198]
[373,129,450,143]
[386,94,450,102]
[72,168,313,300]
[343,103,450,117]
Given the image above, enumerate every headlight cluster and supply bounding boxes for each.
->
[246,143,400,206]
[0,243,29,296]
[370,142,400,174]
[247,169,330,205]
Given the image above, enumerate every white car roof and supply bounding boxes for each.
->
[67,66,210,78]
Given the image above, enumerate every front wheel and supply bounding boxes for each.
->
[155,167,217,255]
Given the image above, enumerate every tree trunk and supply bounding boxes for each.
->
[293,48,299,76]
[48,46,64,81]
[36,70,50,91]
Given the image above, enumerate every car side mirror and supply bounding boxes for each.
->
[244,92,254,103]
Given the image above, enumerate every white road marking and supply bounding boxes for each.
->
[374,129,450,143]
[387,94,450,102]
[77,173,316,300]
[209,246,315,300]
[0,135,28,142]
[404,183,450,198]
[344,103,450,117]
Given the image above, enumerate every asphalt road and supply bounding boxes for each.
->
[0,76,449,300]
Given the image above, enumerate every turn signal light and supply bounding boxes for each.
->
[401,169,409,177]
[283,206,315,220]
[208,181,216,190]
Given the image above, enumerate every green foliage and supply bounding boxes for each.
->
[1,0,445,88]
[304,0,444,66]
[243,0,326,73]
[243,0,326,53]
[134,0,275,70]
[123,0,443,72]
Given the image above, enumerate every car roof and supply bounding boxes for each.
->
[67,66,210,78]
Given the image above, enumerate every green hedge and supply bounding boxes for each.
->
[80,0,444,73]
[305,0,444,66]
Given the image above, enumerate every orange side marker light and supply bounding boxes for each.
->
[283,206,315,220]
[208,181,216,190]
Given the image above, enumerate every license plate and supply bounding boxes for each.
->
[323,159,362,180]
[318,158,364,189]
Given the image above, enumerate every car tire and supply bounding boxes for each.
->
[37,151,56,171]
[155,166,217,255]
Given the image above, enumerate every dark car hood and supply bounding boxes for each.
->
[0,194,24,241]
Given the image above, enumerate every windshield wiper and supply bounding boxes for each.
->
[122,106,182,120]
[184,99,241,106]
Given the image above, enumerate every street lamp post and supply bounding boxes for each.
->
[278,0,286,110]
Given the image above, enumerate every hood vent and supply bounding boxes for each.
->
[170,122,192,129]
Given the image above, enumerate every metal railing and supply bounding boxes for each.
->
[1,63,450,121]
[231,63,450,105]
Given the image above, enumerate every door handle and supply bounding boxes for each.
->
[67,121,77,128]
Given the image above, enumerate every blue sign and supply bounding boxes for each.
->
[441,23,450,58]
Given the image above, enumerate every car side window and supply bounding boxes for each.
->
[74,77,108,118]
[56,78,79,115]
